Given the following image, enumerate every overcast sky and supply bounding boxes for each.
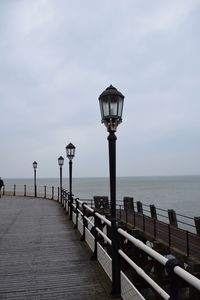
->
[1,0,200,178]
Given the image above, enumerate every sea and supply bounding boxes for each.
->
[3,175,200,219]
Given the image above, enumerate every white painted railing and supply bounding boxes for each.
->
[71,198,200,300]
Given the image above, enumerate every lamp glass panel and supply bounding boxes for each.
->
[117,98,123,118]
[110,98,118,116]
[99,101,104,120]
[102,99,109,117]
[66,147,75,159]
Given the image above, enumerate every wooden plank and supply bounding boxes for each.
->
[0,196,114,299]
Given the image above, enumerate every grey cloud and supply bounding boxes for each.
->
[0,0,200,178]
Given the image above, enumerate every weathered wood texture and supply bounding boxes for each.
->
[0,196,112,299]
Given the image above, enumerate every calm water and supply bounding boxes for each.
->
[4,175,200,218]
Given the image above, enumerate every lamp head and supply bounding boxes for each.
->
[99,85,124,132]
[33,161,37,169]
[66,143,76,160]
[58,156,64,167]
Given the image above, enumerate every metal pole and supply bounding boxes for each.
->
[69,160,72,220]
[108,130,121,297]
[34,168,37,197]
[24,184,26,197]
[60,166,62,203]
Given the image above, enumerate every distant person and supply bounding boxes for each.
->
[0,177,4,198]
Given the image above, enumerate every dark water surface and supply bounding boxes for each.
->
[4,175,200,218]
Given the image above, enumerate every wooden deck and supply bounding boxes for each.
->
[118,210,200,261]
[0,196,113,299]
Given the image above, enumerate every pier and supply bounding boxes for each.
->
[0,196,113,299]
[1,185,200,299]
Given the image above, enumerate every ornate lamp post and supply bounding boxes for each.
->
[98,85,124,297]
[32,161,38,198]
[58,156,64,204]
[66,143,76,220]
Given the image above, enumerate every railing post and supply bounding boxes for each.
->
[150,204,157,219]
[63,192,66,209]
[90,213,98,260]
[51,186,54,200]
[168,224,171,250]
[59,189,61,204]
[137,201,143,214]
[165,258,182,300]
[74,198,79,229]
[194,217,200,235]
[3,185,5,195]
[153,241,164,286]
[154,218,157,239]
[61,190,63,206]
[24,184,26,197]
[143,215,145,231]
[110,220,121,296]
[123,196,134,210]
[44,186,46,199]
[13,184,16,196]
[61,189,63,205]
[168,209,178,227]
[63,190,66,210]
[186,231,189,257]
[81,203,87,241]
[57,187,59,202]
[188,260,200,299]
[65,191,67,207]
[65,192,69,213]
[63,190,66,207]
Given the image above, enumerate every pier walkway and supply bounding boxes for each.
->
[0,196,113,299]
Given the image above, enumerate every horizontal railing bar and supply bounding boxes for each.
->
[84,203,94,213]
[177,220,195,227]
[118,228,167,265]
[174,266,200,291]
[157,213,169,219]
[176,213,194,220]
[95,212,111,227]
[118,228,200,291]
[84,215,94,226]
[77,208,83,215]
[119,249,170,300]
[96,229,111,245]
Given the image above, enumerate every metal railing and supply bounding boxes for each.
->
[2,184,59,201]
[72,197,198,234]
[62,191,200,300]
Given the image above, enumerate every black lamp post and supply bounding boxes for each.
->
[58,156,64,204]
[66,143,75,220]
[99,85,124,297]
[32,161,38,198]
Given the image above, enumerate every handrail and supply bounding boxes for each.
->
[119,249,170,299]
[118,228,200,291]
[63,194,200,296]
